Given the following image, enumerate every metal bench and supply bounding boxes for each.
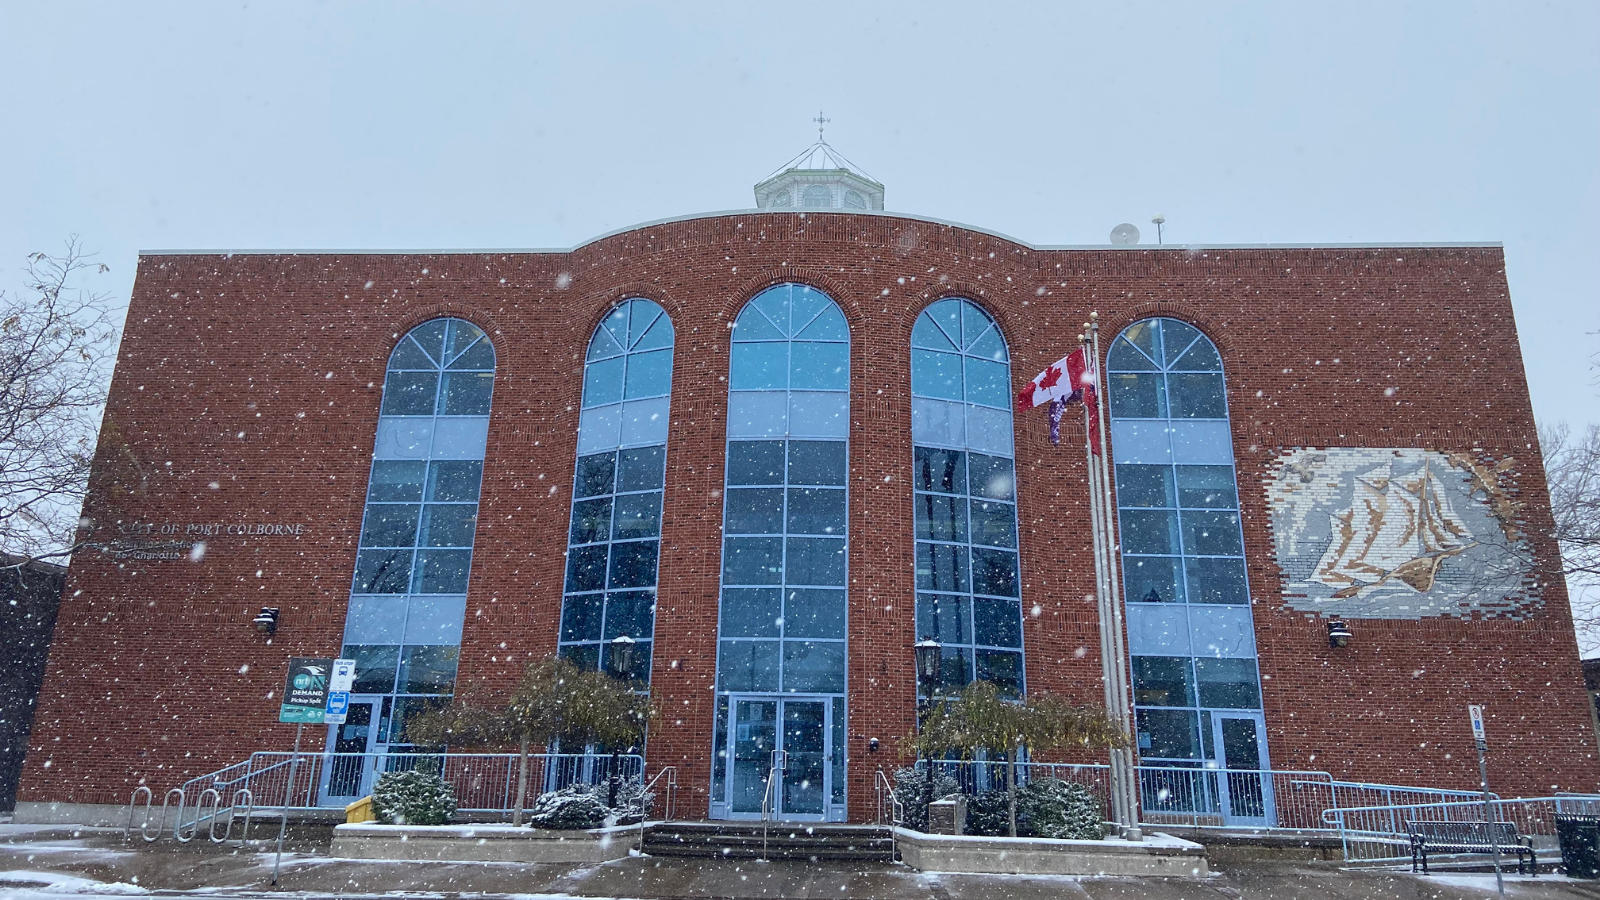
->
[1407,820,1535,875]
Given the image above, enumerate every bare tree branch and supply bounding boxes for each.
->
[1541,422,1600,649]
[0,237,119,563]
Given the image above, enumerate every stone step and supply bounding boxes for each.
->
[640,821,895,861]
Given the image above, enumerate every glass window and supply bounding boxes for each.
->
[362,504,420,547]
[1109,318,1264,772]
[1133,656,1195,707]
[909,299,1024,699]
[345,318,491,719]
[559,300,674,685]
[399,645,460,694]
[715,283,851,797]
[1195,658,1262,709]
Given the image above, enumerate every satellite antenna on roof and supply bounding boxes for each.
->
[1110,223,1140,246]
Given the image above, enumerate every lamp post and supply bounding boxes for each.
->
[913,638,943,829]
[606,635,637,807]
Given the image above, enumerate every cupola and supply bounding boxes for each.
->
[754,116,884,211]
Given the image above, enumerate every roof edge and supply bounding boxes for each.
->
[137,209,1504,257]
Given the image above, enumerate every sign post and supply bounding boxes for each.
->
[1469,704,1504,898]
[273,657,333,886]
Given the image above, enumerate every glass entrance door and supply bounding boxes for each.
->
[724,696,830,821]
[1211,713,1272,826]
[319,699,385,805]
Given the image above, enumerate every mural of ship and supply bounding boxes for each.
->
[1312,457,1477,599]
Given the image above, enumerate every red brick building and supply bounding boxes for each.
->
[14,148,1597,826]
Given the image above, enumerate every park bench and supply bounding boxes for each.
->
[1407,820,1535,875]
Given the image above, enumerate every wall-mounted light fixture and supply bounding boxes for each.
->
[914,638,943,689]
[609,634,638,681]
[1327,616,1353,649]
[252,607,280,634]
[868,737,880,753]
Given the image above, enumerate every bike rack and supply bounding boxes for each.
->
[177,788,221,843]
[217,788,255,844]
[139,788,185,843]
[124,786,153,841]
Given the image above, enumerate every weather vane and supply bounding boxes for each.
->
[814,110,830,140]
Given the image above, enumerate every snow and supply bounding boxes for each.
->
[0,871,147,897]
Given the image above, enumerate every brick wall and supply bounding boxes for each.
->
[18,213,1596,818]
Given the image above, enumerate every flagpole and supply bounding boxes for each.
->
[1077,329,1126,833]
[1090,313,1141,841]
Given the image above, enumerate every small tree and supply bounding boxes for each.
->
[408,654,653,825]
[906,681,1123,838]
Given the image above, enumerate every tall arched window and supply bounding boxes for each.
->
[559,299,675,681]
[327,317,494,801]
[711,283,849,822]
[1107,317,1270,823]
[909,299,1023,698]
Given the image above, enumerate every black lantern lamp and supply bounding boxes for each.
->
[912,638,944,830]
[1327,616,1353,649]
[252,607,279,634]
[609,634,637,680]
[914,638,943,689]
[606,634,639,807]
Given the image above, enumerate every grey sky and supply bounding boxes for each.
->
[2,1,1596,432]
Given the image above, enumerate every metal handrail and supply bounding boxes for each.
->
[636,766,678,853]
[874,768,903,862]
[759,763,781,861]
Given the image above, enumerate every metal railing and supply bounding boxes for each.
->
[164,750,646,820]
[635,766,678,851]
[759,762,781,860]
[1324,794,1600,864]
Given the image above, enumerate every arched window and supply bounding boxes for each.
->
[802,185,833,208]
[909,299,1022,698]
[842,190,867,209]
[338,318,494,768]
[560,299,674,680]
[712,283,849,821]
[769,189,792,208]
[1107,318,1269,807]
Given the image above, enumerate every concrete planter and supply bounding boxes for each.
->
[892,828,1208,876]
[330,822,638,863]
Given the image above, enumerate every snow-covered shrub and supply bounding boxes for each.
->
[891,765,961,832]
[961,778,1105,839]
[371,762,457,825]
[526,785,610,830]
[1017,777,1105,840]
[963,788,1011,836]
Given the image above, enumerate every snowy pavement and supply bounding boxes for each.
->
[4,826,1600,899]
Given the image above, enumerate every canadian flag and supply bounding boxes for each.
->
[1016,347,1101,451]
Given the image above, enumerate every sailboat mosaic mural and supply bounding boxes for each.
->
[1268,448,1537,620]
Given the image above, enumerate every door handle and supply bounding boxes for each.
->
[772,749,787,772]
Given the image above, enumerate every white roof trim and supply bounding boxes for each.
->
[139,209,1502,257]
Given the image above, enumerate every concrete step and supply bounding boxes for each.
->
[641,822,895,861]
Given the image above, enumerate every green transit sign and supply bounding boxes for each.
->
[279,657,334,724]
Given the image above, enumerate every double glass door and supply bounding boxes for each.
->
[724,696,830,821]
[319,699,389,805]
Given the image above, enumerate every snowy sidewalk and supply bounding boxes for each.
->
[4,825,1600,899]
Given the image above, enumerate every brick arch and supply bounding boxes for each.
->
[575,283,687,348]
[1093,303,1240,363]
[719,268,863,334]
[902,289,1021,357]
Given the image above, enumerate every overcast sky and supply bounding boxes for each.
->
[2,1,1596,432]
